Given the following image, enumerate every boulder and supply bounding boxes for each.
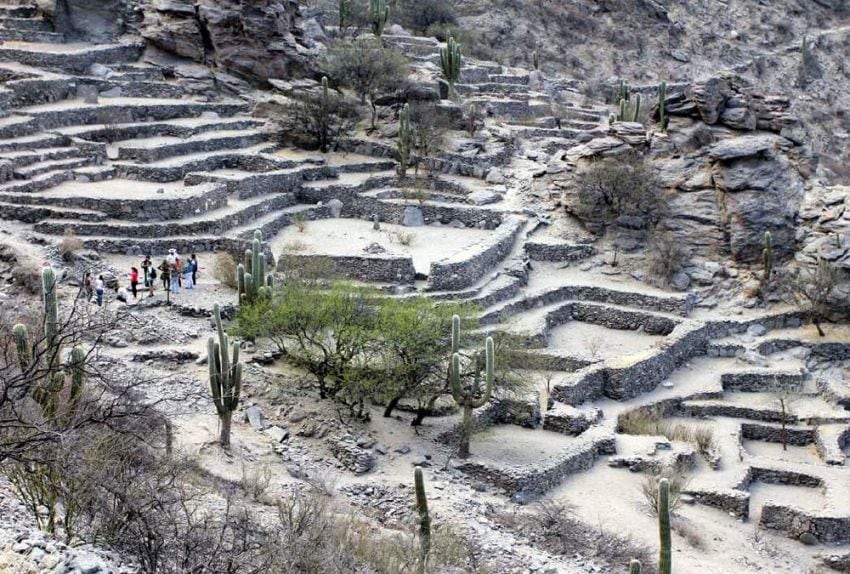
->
[485,167,506,184]
[327,198,343,218]
[244,405,266,430]
[402,206,424,227]
[685,77,733,124]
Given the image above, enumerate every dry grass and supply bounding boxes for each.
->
[618,408,717,462]
[57,229,83,262]
[392,231,415,246]
[293,212,308,233]
[239,463,272,500]
[639,470,689,516]
[213,252,239,289]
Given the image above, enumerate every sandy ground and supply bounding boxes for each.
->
[271,218,492,274]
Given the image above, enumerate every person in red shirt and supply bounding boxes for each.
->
[130,267,139,299]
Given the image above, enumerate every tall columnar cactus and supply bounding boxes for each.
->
[370,0,389,37]
[236,230,274,305]
[532,49,539,70]
[69,345,86,406]
[414,466,431,574]
[13,323,30,372]
[657,81,668,132]
[208,303,242,447]
[658,478,672,574]
[629,559,642,574]
[762,231,773,283]
[42,267,60,369]
[613,80,642,123]
[397,103,413,178]
[449,315,494,459]
[440,37,462,97]
[338,0,351,31]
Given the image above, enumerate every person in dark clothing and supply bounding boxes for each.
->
[159,259,170,290]
[141,256,152,287]
[190,253,198,286]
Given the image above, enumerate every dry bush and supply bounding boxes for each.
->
[672,516,704,549]
[11,258,42,294]
[520,500,654,569]
[646,229,689,286]
[684,124,716,151]
[213,252,238,289]
[789,258,845,336]
[571,152,665,232]
[57,229,83,262]
[293,212,308,233]
[392,231,415,246]
[640,470,689,516]
[397,0,458,32]
[239,463,272,500]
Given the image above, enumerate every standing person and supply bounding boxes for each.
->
[190,253,198,287]
[95,274,105,307]
[141,256,152,287]
[83,271,94,302]
[159,259,170,291]
[130,267,139,299]
[148,265,157,297]
[183,257,194,289]
[170,260,180,295]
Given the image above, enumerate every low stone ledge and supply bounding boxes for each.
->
[524,240,595,262]
[277,253,415,284]
[720,371,806,393]
[685,487,750,519]
[740,422,815,446]
[428,216,524,291]
[760,503,850,544]
[543,403,603,436]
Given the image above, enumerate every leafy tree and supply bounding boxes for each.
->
[322,38,409,130]
[279,77,360,153]
[373,297,474,420]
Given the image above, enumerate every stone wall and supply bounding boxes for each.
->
[740,422,815,446]
[428,217,524,291]
[524,240,595,262]
[720,371,806,392]
[278,253,416,284]
[760,503,850,544]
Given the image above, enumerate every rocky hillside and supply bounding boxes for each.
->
[453,0,850,181]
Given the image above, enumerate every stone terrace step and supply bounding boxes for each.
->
[0,27,63,43]
[0,5,35,17]
[112,143,282,182]
[13,156,91,179]
[0,16,51,31]
[0,168,72,193]
[0,146,80,167]
[3,99,250,137]
[0,132,64,152]
[111,129,270,163]
[0,200,107,223]
[489,74,529,85]
[55,117,265,143]
[454,82,533,97]
[0,41,145,74]
[34,192,296,238]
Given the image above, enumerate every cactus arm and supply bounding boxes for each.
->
[763,231,773,281]
[658,478,672,574]
[449,352,464,403]
[632,93,641,122]
[469,337,494,408]
[12,324,30,371]
[658,81,667,132]
[69,345,86,405]
[208,337,225,415]
[451,314,460,354]
[414,467,431,572]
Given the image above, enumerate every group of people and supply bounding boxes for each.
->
[83,251,200,307]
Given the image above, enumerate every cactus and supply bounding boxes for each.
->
[372,214,381,231]
[658,478,672,574]
[414,467,431,573]
[12,323,30,372]
[208,303,242,447]
[449,315,494,458]
[613,80,642,123]
[338,0,351,31]
[532,49,539,70]
[657,81,668,132]
[762,231,773,283]
[369,0,389,37]
[397,103,413,178]
[237,230,273,305]
[440,37,462,97]
[629,559,642,574]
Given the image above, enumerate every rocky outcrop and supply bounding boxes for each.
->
[37,0,323,84]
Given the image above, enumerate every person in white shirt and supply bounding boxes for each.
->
[95,275,105,307]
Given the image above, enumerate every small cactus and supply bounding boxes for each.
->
[629,559,642,574]
[763,231,773,283]
[237,230,273,305]
[414,467,431,573]
[208,303,242,447]
[449,315,494,459]
[440,37,462,97]
[372,214,381,230]
[397,103,413,178]
[369,0,389,37]
[658,478,672,574]
[613,80,642,123]
[657,81,669,132]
